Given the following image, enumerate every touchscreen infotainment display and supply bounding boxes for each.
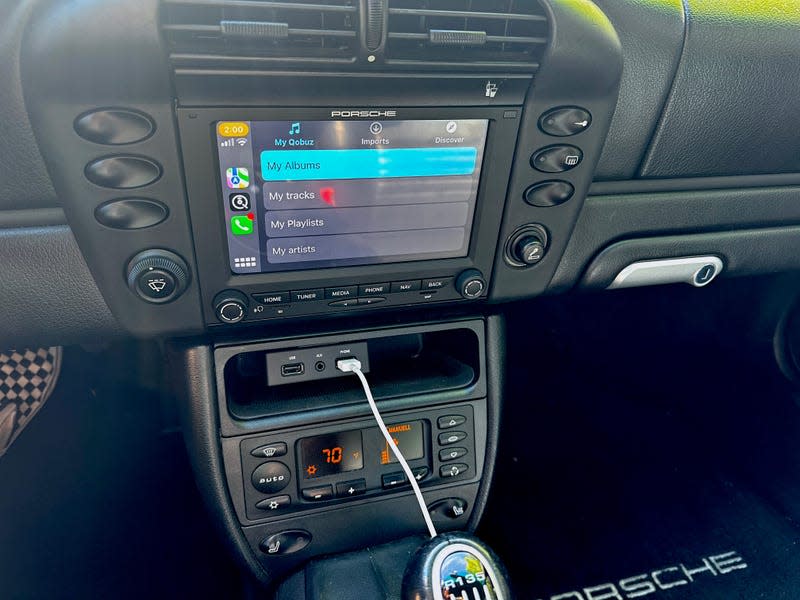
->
[215,119,489,274]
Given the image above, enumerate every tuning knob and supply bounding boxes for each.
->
[213,290,248,324]
[456,269,487,299]
[126,249,190,304]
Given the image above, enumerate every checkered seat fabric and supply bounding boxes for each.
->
[0,347,61,458]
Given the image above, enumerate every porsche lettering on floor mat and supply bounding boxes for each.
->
[538,551,747,600]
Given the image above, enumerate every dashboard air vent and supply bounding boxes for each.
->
[161,0,359,69]
[386,0,548,71]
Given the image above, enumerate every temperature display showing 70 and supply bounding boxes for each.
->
[300,430,364,479]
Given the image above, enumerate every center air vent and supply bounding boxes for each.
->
[162,0,359,69]
[386,0,548,71]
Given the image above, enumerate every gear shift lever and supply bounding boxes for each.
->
[402,532,512,600]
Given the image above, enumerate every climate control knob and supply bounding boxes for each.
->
[126,249,190,304]
[456,269,487,299]
[213,290,248,324]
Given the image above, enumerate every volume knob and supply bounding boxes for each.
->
[456,269,487,299]
[214,290,248,324]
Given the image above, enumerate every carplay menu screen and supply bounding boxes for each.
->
[215,119,489,274]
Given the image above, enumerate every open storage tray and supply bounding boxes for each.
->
[221,324,482,420]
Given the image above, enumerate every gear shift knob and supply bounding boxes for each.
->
[402,533,512,600]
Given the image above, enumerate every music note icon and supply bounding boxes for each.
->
[289,122,300,135]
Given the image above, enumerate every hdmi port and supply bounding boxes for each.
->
[281,363,305,377]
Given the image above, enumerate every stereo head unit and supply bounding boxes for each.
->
[178,107,521,326]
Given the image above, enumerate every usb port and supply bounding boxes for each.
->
[281,363,305,377]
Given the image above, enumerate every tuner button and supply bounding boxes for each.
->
[126,249,189,304]
[213,290,248,324]
[456,269,486,299]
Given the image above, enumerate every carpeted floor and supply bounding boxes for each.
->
[480,290,800,599]
[0,344,241,599]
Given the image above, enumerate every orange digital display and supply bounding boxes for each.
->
[379,421,424,465]
[300,430,363,479]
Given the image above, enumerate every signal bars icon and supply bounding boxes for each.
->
[220,138,248,148]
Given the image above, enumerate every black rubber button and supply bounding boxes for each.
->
[538,106,592,136]
[523,181,575,207]
[85,156,161,189]
[438,415,467,430]
[428,498,469,519]
[439,447,468,462]
[74,109,155,145]
[255,495,291,512]
[251,462,291,494]
[259,530,311,555]
[530,146,583,173]
[438,431,467,446]
[301,485,334,501]
[440,463,469,478]
[95,198,168,229]
[250,442,288,459]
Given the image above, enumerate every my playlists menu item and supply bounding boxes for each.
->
[216,119,489,274]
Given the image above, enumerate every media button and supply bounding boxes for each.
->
[325,286,358,300]
[358,283,390,296]
[252,292,290,305]
[421,278,453,290]
[292,289,324,302]
[391,280,422,293]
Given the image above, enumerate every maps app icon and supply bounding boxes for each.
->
[226,167,249,189]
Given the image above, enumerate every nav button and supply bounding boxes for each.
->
[391,280,422,293]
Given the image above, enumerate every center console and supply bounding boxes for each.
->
[20,0,624,591]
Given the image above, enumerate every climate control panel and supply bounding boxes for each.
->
[238,405,477,523]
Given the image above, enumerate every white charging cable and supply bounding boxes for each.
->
[337,357,438,539]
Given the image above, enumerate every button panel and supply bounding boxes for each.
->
[227,275,466,324]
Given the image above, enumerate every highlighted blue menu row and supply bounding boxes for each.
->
[261,147,479,181]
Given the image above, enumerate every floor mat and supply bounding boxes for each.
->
[0,347,61,458]
[480,299,800,600]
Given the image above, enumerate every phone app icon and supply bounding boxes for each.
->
[226,167,250,189]
[230,215,254,236]
[229,192,251,212]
